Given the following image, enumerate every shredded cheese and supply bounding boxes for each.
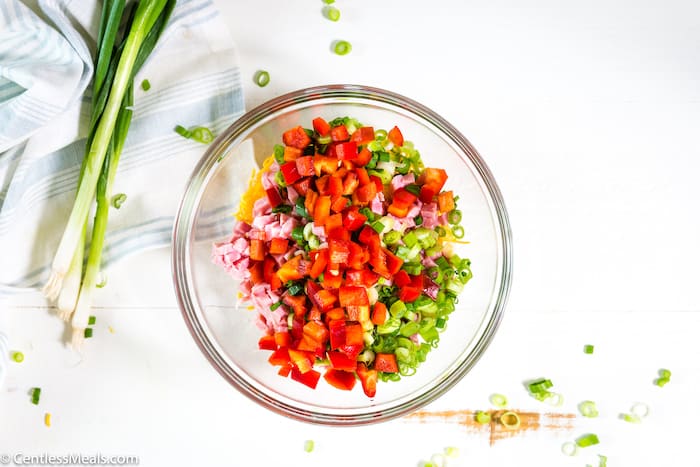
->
[44,412,51,427]
[234,155,276,223]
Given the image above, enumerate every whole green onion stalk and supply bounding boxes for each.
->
[44,0,175,348]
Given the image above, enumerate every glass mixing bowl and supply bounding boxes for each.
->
[172,84,512,425]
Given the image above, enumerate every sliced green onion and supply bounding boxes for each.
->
[475,411,491,424]
[583,344,595,354]
[451,225,464,239]
[576,433,600,448]
[174,124,191,138]
[620,413,642,423]
[377,152,391,162]
[323,6,340,21]
[655,376,670,387]
[333,40,352,55]
[630,402,649,418]
[544,392,564,406]
[140,79,151,91]
[254,70,270,87]
[110,193,126,209]
[304,440,314,453]
[273,144,285,163]
[270,301,282,311]
[370,220,385,233]
[190,126,214,144]
[578,400,599,418]
[11,351,24,363]
[272,205,292,214]
[359,207,375,222]
[31,387,41,405]
[447,209,462,224]
[404,184,421,196]
[598,455,608,467]
[561,442,578,456]
[444,447,459,458]
[489,393,508,408]
[527,378,553,394]
[291,226,305,245]
[658,368,671,379]
[88,315,96,325]
[287,282,304,296]
[435,226,446,237]
[383,230,401,245]
[414,215,423,225]
[500,411,520,430]
[84,328,93,338]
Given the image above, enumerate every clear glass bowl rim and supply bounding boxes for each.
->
[171,84,513,426]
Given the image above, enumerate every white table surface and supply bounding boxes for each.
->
[2,0,700,466]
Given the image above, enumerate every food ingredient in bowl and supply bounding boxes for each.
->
[212,116,473,396]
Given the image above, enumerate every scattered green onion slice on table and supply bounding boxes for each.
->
[500,411,520,430]
[190,126,214,144]
[475,411,491,424]
[111,193,126,209]
[654,368,671,386]
[444,447,459,458]
[84,328,93,338]
[31,387,41,405]
[578,400,599,418]
[333,40,352,55]
[141,79,151,91]
[576,433,600,448]
[583,344,595,354]
[88,315,96,325]
[561,441,578,456]
[527,378,553,394]
[322,0,334,3]
[323,6,340,21]
[620,413,641,423]
[543,392,564,406]
[489,393,508,408]
[11,351,24,363]
[254,70,270,87]
[304,440,314,453]
[630,402,650,418]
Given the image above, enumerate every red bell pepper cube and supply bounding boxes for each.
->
[278,364,292,377]
[313,155,338,176]
[263,256,277,283]
[249,239,266,261]
[328,351,357,371]
[347,241,368,270]
[339,286,369,307]
[327,226,350,242]
[325,213,343,234]
[292,177,312,196]
[296,333,325,357]
[394,270,411,288]
[305,190,318,217]
[283,294,308,317]
[323,368,357,391]
[345,322,364,346]
[354,182,377,204]
[306,280,338,311]
[327,175,343,197]
[320,273,342,290]
[290,367,321,389]
[392,188,418,207]
[418,168,448,202]
[280,161,301,185]
[315,175,329,195]
[283,145,302,162]
[328,319,346,349]
[288,349,315,374]
[312,117,331,137]
[384,248,404,275]
[295,156,315,177]
[258,334,277,351]
[306,305,322,322]
[330,195,349,213]
[354,147,372,166]
[290,315,304,340]
[268,347,290,366]
[342,207,367,231]
[282,125,312,149]
[339,344,363,360]
[346,305,370,322]
[328,238,350,264]
[387,204,409,218]
[371,302,388,326]
[356,362,377,398]
[370,175,383,194]
[309,248,328,279]
[274,331,291,348]
[324,308,345,322]
[350,126,375,145]
[303,320,330,345]
[313,195,331,226]
[342,171,359,195]
[334,141,358,160]
[330,124,349,142]
[398,286,421,303]
[358,225,380,248]
[387,125,404,147]
[437,190,455,213]
[265,186,283,208]
[276,255,309,283]
[374,353,399,373]
[248,261,263,284]
[268,237,289,255]
[355,167,370,186]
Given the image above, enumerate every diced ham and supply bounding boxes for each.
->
[251,214,276,230]
[406,199,423,219]
[370,192,385,216]
[311,222,326,239]
[253,196,272,218]
[261,162,280,190]
[387,213,415,233]
[391,173,415,192]
[287,185,299,204]
[422,255,437,268]
[421,202,439,228]
[232,220,251,238]
[239,279,252,301]
[251,283,288,333]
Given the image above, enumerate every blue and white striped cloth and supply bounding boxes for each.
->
[0,0,245,295]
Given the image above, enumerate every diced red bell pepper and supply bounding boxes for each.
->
[437,190,455,213]
[263,256,276,282]
[303,320,329,345]
[315,175,329,195]
[394,270,411,288]
[312,117,331,137]
[283,126,312,149]
[358,225,380,248]
[354,182,377,205]
[290,367,321,389]
[328,319,346,349]
[370,175,383,194]
[290,315,304,340]
[327,175,343,197]
[328,351,357,371]
[387,203,409,218]
[384,248,404,275]
[323,369,357,391]
[339,344,363,360]
[345,322,364,346]
[374,353,399,373]
[295,156,315,177]
[342,171,359,195]
[342,207,367,231]
[398,286,421,303]
[350,126,375,145]
[292,177,312,196]
[371,302,388,325]
[278,364,292,377]
[309,248,328,279]
[334,141,358,160]
[325,308,345,322]
[339,286,369,307]
[306,280,337,311]
[327,226,350,242]
[330,195,349,213]
[392,188,418,207]
[268,237,289,255]
[313,195,331,226]
[320,273,342,290]
[258,334,277,351]
[356,362,377,398]
[280,161,301,185]
[354,147,372,166]
[388,126,404,147]
[325,213,343,234]
[268,347,290,366]
[306,305,322,322]
[288,349,315,374]
[355,167,370,186]
[347,241,368,270]
[265,186,283,208]
[297,333,325,357]
[283,145,302,162]
[249,239,266,261]
[328,238,350,264]
[313,155,338,176]
[276,255,309,283]
[305,190,318,217]
[346,305,370,322]
[418,168,448,203]
[274,331,291,348]
[345,269,378,288]
[283,293,308,317]
[330,124,349,142]
[248,261,263,284]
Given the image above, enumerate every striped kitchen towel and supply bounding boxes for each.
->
[0,0,245,294]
